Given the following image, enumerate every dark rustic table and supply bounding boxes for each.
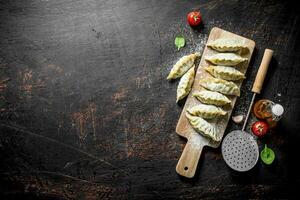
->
[1,0,299,199]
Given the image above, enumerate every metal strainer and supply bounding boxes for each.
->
[221,49,273,172]
[222,130,259,172]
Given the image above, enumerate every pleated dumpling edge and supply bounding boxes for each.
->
[207,38,248,52]
[167,52,200,80]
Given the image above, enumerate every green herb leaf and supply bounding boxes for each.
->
[260,144,275,165]
[175,35,185,50]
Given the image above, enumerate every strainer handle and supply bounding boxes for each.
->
[176,134,204,178]
[251,49,273,94]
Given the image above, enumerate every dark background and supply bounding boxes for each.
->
[1,0,299,199]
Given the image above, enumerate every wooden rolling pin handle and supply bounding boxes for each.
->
[251,49,273,94]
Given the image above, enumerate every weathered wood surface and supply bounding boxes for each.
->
[0,0,299,199]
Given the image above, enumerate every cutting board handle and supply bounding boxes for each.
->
[176,133,204,178]
[251,49,273,94]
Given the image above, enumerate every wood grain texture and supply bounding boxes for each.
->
[176,27,255,178]
[252,49,273,93]
[0,0,299,199]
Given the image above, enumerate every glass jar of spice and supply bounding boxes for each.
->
[253,99,284,128]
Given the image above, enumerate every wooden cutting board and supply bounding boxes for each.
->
[176,27,255,178]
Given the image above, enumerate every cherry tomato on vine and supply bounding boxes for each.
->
[251,121,269,138]
[187,11,202,26]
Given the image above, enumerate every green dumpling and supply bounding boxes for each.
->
[205,53,247,66]
[176,66,195,102]
[187,104,227,119]
[193,90,231,106]
[199,77,240,96]
[204,65,245,81]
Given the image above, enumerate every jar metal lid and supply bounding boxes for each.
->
[272,104,284,116]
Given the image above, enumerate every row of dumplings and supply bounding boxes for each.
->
[167,38,249,142]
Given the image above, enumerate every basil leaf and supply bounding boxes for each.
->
[175,35,185,50]
[260,144,275,165]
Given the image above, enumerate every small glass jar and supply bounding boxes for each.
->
[253,99,284,128]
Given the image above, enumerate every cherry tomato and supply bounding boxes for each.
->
[187,11,202,26]
[251,121,269,137]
